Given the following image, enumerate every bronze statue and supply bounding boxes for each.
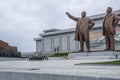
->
[103,7,119,51]
[66,11,95,52]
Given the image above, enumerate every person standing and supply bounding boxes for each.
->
[103,7,119,51]
[65,11,95,52]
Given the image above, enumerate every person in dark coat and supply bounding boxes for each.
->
[103,7,119,51]
[66,11,95,52]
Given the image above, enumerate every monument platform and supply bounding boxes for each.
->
[68,51,120,60]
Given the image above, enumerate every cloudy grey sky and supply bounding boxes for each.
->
[0,0,120,52]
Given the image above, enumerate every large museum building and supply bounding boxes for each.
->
[34,10,120,54]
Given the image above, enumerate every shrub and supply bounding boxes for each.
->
[50,52,69,57]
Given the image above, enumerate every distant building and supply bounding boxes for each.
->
[34,10,120,54]
[0,40,21,57]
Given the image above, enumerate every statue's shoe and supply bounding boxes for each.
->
[103,48,109,51]
[78,50,84,52]
[87,50,91,52]
[109,48,115,51]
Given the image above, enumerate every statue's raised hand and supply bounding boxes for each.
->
[65,12,70,15]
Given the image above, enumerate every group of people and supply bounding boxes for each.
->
[66,7,119,52]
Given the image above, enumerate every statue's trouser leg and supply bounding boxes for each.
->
[84,32,90,51]
[109,34,115,50]
[86,41,90,51]
[105,31,110,50]
[79,34,84,51]
[105,29,115,50]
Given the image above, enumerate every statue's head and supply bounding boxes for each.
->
[81,11,86,17]
[106,7,112,14]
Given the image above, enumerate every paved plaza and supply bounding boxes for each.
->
[0,59,120,79]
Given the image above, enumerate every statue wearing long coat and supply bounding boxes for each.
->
[67,14,94,51]
[103,13,119,50]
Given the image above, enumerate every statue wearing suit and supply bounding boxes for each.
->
[66,11,95,52]
[103,7,119,51]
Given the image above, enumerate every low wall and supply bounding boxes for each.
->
[0,72,119,80]
[0,57,27,61]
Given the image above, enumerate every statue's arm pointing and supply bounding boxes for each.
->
[66,12,78,21]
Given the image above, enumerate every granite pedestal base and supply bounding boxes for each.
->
[68,51,120,60]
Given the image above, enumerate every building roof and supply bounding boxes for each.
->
[0,40,8,46]
[88,9,120,20]
[43,28,61,33]
[34,37,43,41]
[0,40,17,51]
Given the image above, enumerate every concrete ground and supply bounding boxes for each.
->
[0,59,120,79]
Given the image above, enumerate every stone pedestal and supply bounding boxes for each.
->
[68,51,120,60]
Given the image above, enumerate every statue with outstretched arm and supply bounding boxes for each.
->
[65,11,95,52]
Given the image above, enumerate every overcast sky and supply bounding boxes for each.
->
[0,0,120,52]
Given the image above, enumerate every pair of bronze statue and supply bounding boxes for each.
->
[66,7,119,52]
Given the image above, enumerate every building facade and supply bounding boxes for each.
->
[0,40,21,57]
[34,10,120,54]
